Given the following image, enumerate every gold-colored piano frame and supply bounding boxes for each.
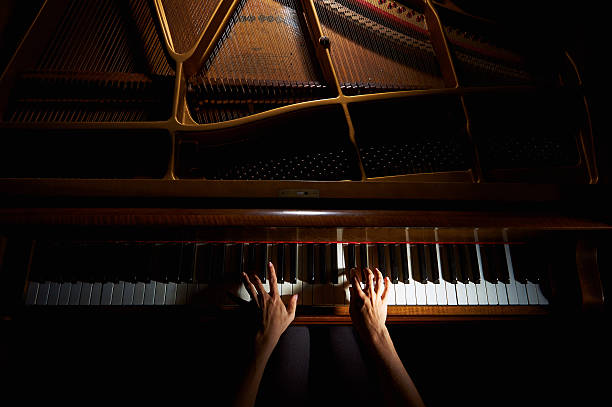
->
[0,0,599,184]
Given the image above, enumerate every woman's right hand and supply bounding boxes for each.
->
[348,267,391,344]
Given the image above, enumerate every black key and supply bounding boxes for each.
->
[276,244,285,283]
[479,244,498,283]
[439,244,456,284]
[400,244,409,283]
[424,244,439,284]
[389,244,399,284]
[521,244,544,283]
[247,243,257,274]
[115,243,135,283]
[306,244,315,283]
[29,241,51,283]
[195,243,212,283]
[133,243,153,283]
[452,244,467,283]
[60,242,81,284]
[377,244,386,276]
[211,244,226,282]
[92,243,115,284]
[79,243,100,284]
[179,242,196,283]
[411,244,426,283]
[259,243,268,283]
[359,243,368,279]
[319,244,328,283]
[462,244,480,283]
[330,244,338,284]
[153,243,181,283]
[237,243,245,277]
[491,244,510,283]
[289,244,297,283]
[347,244,356,269]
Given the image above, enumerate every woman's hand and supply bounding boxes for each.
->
[242,262,298,357]
[349,267,391,345]
[349,268,427,406]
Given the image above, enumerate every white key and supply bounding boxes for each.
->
[279,246,294,299]
[111,282,124,305]
[503,240,520,305]
[496,280,509,305]
[536,284,549,305]
[154,282,167,305]
[526,282,539,304]
[455,281,468,305]
[424,246,438,305]
[47,282,61,306]
[143,281,156,305]
[165,282,177,305]
[342,243,352,303]
[122,282,135,305]
[35,282,50,305]
[100,282,113,305]
[434,240,448,306]
[391,245,407,305]
[25,282,39,305]
[381,245,396,306]
[69,282,82,305]
[292,244,303,305]
[403,240,417,305]
[333,239,345,305]
[466,280,479,305]
[425,281,437,305]
[444,281,458,306]
[394,281,406,305]
[301,244,314,305]
[90,282,102,305]
[434,237,457,306]
[133,282,146,305]
[59,282,72,305]
[79,282,93,305]
[475,243,497,305]
[406,238,428,305]
[237,279,251,302]
[312,242,327,305]
[473,231,489,305]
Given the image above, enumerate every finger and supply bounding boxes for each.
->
[349,268,359,285]
[242,273,259,306]
[287,294,298,320]
[253,274,267,299]
[268,262,279,298]
[351,275,366,300]
[373,268,382,295]
[381,277,390,303]
[374,268,383,297]
[366,268,375,299]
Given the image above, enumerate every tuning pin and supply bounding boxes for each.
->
[319,36,331,49]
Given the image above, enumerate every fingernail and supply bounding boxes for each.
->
[269,261,273,266]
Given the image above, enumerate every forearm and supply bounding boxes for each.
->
[232,339,274,407]
[364,327,426,407]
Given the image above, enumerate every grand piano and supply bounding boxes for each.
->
[0,0,609,404]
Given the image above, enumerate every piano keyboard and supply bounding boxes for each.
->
[24,233,550,308]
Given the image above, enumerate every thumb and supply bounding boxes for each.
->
[287,294,298,319]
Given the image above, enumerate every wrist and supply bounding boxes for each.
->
[361,324,396,358]
[254,331,278,359]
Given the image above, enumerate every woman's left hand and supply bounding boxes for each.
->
[242,262,298,356]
